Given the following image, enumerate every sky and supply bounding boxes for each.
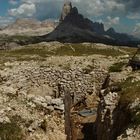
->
[0,0,140,37]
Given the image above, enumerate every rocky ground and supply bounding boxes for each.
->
[0,41,140,140]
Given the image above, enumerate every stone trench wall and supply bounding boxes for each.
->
[0,62,107,103]
[95,88,131,140]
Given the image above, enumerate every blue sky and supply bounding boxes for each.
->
[0,1,10,16]
[0,0,140,37]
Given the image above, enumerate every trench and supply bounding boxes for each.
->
[64,102,129,140]
[63,74,131,140]
[70,112,97,140]
[64,89,97,140]
[81,122,96,140]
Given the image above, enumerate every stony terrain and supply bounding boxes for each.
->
[0,1,140,140]
[0,40,140,140]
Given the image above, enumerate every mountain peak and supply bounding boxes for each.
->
[106,27,116,34]
[70,7,79,15]
[43,1,139,46]
[60,1,72,22]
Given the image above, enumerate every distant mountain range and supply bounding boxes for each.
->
[0,1,139,47]
[0,18,57,36]
[41,1,140,47]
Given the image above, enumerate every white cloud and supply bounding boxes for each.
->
[105,0,125,12]
[107,16,120,25]
[9,3,36,17]
[9,0,18,5]
[86,0,105,17]
[103,16,120,30]
[127,13,140,20]
[74,0,125,17]
[8,0,126,19]
[22,0,45,3]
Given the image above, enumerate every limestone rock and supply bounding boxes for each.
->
[51,98,63,106]
[0,116,11,124]
[60,1,72,22]
[95,88,130,140]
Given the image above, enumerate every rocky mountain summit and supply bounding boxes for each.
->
[60,1,72,22]
[59,2,104,35]
[0,1,139,46]
[42,1,140,47]
[43,2,111,43]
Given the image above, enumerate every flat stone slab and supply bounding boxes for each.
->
[78,109,97,117]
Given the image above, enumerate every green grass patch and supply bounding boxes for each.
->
[131,110,140,125]
[0,121,24,140]
[0,43,127,64]
[118,77,140,105]
[121,47,137,55]
[54,44,124,56]
[2,43,125,58]
[10,47,47,57]
[109,62,126,72]
[113,77,140,125]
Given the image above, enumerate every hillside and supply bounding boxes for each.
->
[0,41,139,139]
[0,1,140,140]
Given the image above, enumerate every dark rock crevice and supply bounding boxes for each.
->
[94,82,132,140]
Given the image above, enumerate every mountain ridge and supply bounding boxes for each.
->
[41,1,140,47]
[0,18,58,36]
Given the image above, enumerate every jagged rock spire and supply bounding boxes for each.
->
[60,1,72,22]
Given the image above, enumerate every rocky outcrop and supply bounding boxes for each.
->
[61,6,104,34]
[42,2,115,44]
[60,1,72,22]
[116,98,140,140]
[106,28,116,35]
[95,87,131,140]
[95,74,140,140]
[106,28,134,43]
[117,126,140,140]
[41,1,140,46]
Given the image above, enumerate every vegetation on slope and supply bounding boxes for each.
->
[8,43,125,57]
[0,118,24,140]
[109,62,126,72]
[116,77,140,125]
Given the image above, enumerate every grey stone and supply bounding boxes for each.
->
[54,104,64,111]
[51,98,63,106]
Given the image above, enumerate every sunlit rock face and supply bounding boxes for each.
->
[60,1,72,22]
